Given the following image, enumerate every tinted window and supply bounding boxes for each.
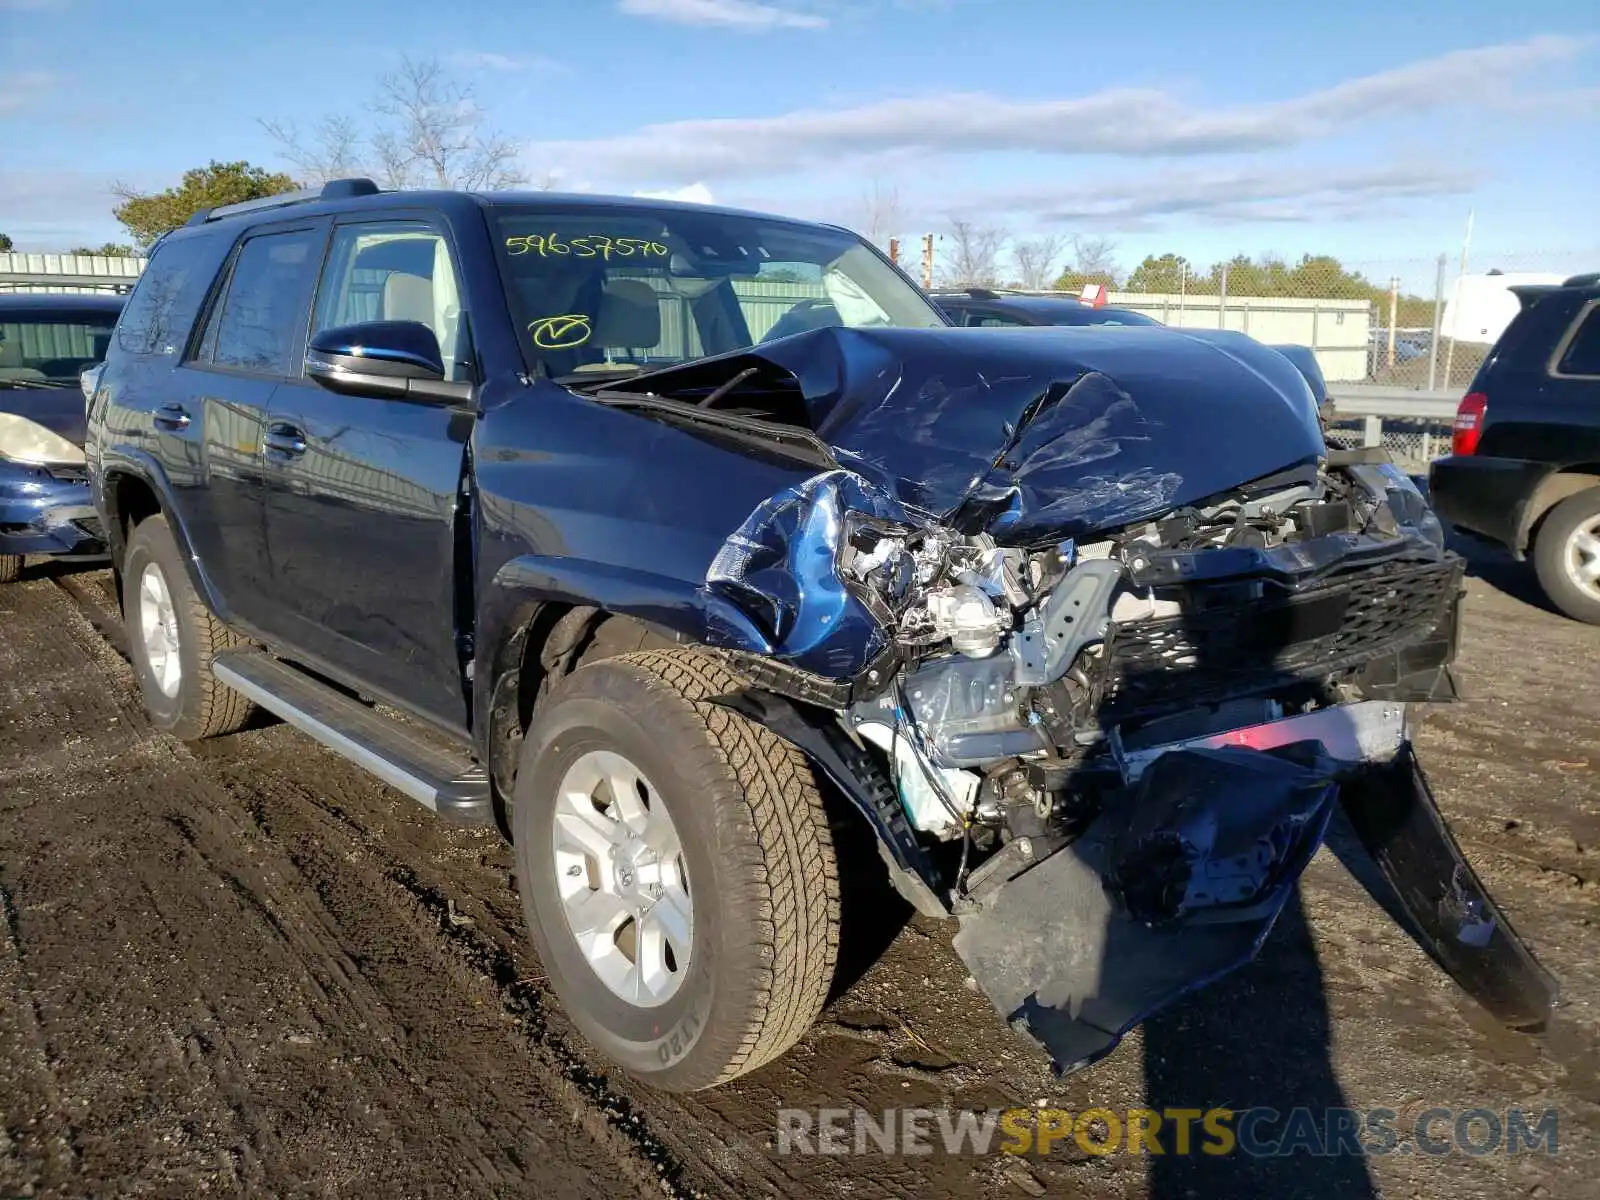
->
[311,222,468,381]
[972,310,1031,327]
[1557,305,1600,377]
[204,228,321,375]
[115,234,222,356]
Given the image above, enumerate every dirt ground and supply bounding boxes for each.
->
[1,537,1595,1199]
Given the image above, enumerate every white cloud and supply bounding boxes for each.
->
[618,0,827,31]
[0,69,54,115]
[449,51,568,73]
[633,182,717,204]
[960,163,1480,231]
[531,36,1588,183]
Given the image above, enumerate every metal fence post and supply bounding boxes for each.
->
[1426,252,1446,392]
[1364,415,1383,447]
[1218,263,1229,331]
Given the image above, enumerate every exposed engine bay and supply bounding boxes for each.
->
[589,323,1554,1076]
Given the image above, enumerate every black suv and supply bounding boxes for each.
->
[85,180,1554,1092]
[1430,273,1600,623]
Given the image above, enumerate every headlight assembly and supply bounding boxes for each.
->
[0,412,86,467]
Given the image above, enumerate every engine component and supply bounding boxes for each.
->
[922,583,1011,658]
[1011,559,1123,686]
[854,719,980,839]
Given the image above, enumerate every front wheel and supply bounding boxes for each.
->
[513,648,840,1092]
[122,514,255,739]
[1532,486,1600,625]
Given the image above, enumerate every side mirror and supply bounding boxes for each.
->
[305,320,473,403]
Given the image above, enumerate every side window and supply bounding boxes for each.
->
[115,234,223,356]
[1555,304,1600,378]
[200,228,322,375]
[311,222,468,381]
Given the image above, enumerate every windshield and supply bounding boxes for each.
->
[491,205,947,380]
[0,309,120,387]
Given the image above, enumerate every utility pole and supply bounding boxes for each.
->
[888,237,900,266]
[921,233,935,290]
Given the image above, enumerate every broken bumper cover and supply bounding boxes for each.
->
[0,460,105,559]
[953,737,1558,1077]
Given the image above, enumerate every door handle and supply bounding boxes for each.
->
[153,404,191,431]
[263,423,308,459]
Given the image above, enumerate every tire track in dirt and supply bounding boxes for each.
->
[0,574,667,1199]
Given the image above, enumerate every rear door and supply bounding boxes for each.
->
[164,220,328,630]
[258,214,476,730]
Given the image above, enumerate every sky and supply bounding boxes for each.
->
[2,0,1597,285]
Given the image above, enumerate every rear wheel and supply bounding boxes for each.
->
[513,648,840,1091]
[1532,487,1600,625]
[122,514,256,738]
[0,554,21,584]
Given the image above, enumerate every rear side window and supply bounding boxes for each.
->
[201,228,322,375]
[1555,304,1600,378]
[115,234,225,356]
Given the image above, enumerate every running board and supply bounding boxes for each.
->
[211,648,492,825]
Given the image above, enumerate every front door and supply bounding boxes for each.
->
[259,217,476,731]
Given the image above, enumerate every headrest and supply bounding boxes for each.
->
[383,272,434,325]
[591,279,661,349]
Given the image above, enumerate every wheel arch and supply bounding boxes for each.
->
[476,554,709,824]
[97,456,226,617]
[1519,464,1600,553]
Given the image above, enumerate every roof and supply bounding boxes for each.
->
[0,292,126,313]
[170,177,843,241]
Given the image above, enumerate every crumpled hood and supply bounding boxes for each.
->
[670,324,1327,542]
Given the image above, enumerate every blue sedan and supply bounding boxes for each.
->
[1,292,125,582]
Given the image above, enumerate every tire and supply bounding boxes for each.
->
[1532,486,1600,625]
[513,648,840,1092]
[122,514,256,739]
[0,554,21,584]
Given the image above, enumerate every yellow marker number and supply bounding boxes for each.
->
[506,234,669,260]
[529,314,593,350]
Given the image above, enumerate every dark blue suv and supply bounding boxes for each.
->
[86,180,1554,1093]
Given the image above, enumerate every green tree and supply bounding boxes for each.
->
[0,232,13,253]
[1053,270,1118,294]
[68,242,137,258]
[1125,253,1200,293]
[112,160,298,246]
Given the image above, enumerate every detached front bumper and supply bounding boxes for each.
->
[0,459,106,560]
[952,711,1558,1076]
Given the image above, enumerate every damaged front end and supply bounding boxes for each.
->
[599,326,1558,1075]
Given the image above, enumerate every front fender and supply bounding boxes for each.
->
[473,552,775,769]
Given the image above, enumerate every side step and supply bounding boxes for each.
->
[212,648,493,825]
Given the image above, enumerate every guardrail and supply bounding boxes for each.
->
[1323,384,1461,467]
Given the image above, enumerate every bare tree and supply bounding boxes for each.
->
[1011,234,1066,291]
[939,217,1008,288]
[859,178,908,251]
[262,56,528,191]
[1070,234,1121,283]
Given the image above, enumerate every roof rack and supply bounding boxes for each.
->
[185,178,383,227]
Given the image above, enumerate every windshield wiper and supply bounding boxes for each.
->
[0,378,73,389]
